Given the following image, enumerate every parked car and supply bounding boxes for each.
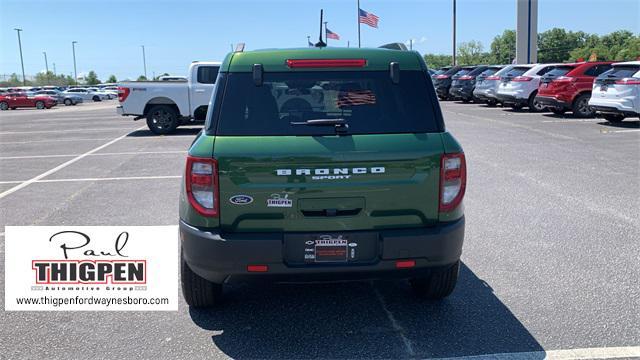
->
[496,63,560,111]
[536,62,614,117]
[179,47,466,307]
[0,92,57,110]
[589,61,640,122]
[433,66,462,100]
[449,65,489,102]
[62,88,108,101]
[36,90,83,106]
[473,65,513,106]
[117,61,221,134]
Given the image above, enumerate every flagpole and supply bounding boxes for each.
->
[324,21,328,46]
[357,0,361,48]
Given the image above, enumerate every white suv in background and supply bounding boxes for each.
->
[589,61,640,122]
[496,63,560,111]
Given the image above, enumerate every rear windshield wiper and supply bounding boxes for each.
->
[290,118,346,126]
[290,118,349,133]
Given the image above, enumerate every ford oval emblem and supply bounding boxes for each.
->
[229,195,254,205]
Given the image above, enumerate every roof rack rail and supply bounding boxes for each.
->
[235,43,245,52]
[379,43,408,51]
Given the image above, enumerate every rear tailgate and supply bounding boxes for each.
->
[215,134,442,232]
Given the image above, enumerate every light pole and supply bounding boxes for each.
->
[141,45,147,79]
[43,51,49,84]
[72,41,78,86]
[307,36,311,47]
[14,28,26,86]
[452,0,457,66]
[53,62,56,75]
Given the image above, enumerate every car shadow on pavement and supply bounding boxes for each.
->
[597,120,640,129]
[126,127,202,137]
[188,263,543,359]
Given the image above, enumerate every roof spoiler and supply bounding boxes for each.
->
[379,43,408,51]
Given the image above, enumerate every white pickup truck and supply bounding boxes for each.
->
[116,61,220,134]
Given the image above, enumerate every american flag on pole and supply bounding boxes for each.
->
[326,28,340,40]
[358,8,379,28]
[336,90,377,107]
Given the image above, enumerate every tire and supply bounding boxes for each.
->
[64,98,72,106]
[181,249,221,307]
[510,104,524,111]
[92,95,101,102]
[0,101,8,110]
[35,101,45,110]
[572,93,595,118]
[146,105,180,134]
[410,261,460,300]
[603,113,625,123]
[528,91,545,112]
[486,99,497,107]
[550,107,566,115]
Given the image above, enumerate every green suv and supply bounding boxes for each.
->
[179,47,466,307]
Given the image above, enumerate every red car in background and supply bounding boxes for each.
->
[0,92,58,110]
[535,61,614,117]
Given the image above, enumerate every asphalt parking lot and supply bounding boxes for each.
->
[0,101,638,359]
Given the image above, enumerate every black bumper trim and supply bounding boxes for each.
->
[496,94,526,105]
[535,96,568,109]
[180,218,465,284]
[590,105,638,117]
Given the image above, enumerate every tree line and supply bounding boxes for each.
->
[0,71,169,87]
[424,29,639,68]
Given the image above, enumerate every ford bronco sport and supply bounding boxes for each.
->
[179,47,466,306]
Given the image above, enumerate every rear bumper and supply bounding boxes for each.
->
[496,93,527,106]
[436,85,452,98]
[588,97,638,115]
[180,218,465,284]
[590,105,638,117]
[535,96,569,109]
[450,86,474,99]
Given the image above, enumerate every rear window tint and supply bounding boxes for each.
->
[468,67,488,76]
[600,65,640,79]
[479,68,500,76]
[506,67,529,77]
[212,71,440,136]
[545,66,575,77]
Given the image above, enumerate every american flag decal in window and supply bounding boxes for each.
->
[336,90,377,107]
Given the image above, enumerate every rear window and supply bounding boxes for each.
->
[453,68,472,77]
[506,67,529,77]
[468,67,488,76]
[544,66,575,77]
[479,68,499,77]
[211,71,440,136]
[600,65,640,79]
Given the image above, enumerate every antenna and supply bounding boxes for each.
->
[315,9,327,48]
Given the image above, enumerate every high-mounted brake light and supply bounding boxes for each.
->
[286,59,366,68]
[435,74,449,79]
[185,156,219,217]
[458,75,474,80]
[512,76,533,82]
[117,87,130,102]
[485,75,501,81]
[615,78,640,85]
[439,153,466,212]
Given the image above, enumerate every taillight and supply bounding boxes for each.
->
[458,75,474,80]
[512,76,533,82]
[117,87,130,102]
[286,59,366,68]
[435,75,449,79]
[439,153,466,212]
[615,78,640,85]
[185,156,219,217]
[485,75,500,80]
[554,76,575,83]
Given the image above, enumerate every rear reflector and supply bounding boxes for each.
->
[396,260,416,268]
[247,265,269,272]
[439,153,467,212]
[286,59,366,68]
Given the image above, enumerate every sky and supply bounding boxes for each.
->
[0,0,638,80]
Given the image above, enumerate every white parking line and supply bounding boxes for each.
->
[0,135,196,145]
[600,128,640,134]
[0,175,181,185]
[0,150,185,160]
[0,125,147,199]
[436,346,640,360]
[0,127,139,135]
[542,119,603,123]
